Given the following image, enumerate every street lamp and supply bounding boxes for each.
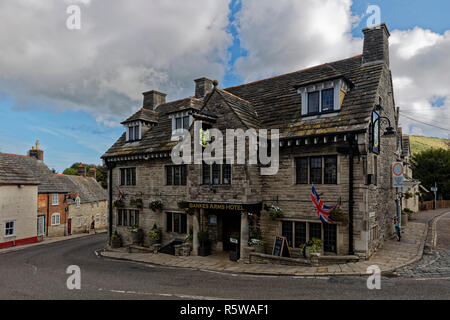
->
[373,116,396,137]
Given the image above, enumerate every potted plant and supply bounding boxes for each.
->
[149,200,163,212]
[113,200,125,208]
[248,228,265,253]
[130,225,144,245]
[329,207,349,224]
[148,223,162,246]
[111,231,122,248]
[197,231,211,257]
[306,238,323,257]
[264,204,284,220]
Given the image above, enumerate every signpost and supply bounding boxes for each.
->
[431,183,438,210]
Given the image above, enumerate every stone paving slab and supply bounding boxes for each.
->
[101,212,449,277]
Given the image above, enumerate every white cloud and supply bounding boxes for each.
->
[233,0,362,82]
[0,0,232,126]
[233,1,449,138]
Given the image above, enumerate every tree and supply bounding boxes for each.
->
[62,162,107,189]
[411,148,450,200]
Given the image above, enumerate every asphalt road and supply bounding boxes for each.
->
[0,233,449,300]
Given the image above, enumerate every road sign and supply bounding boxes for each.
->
[392,162,404,187]
[431,187,438,192]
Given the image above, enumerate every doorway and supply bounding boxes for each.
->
[67,218,72,236]
[221,212,241,251]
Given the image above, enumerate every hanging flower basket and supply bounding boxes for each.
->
[264,204,284,220]
[328,208,349,224]
[149,200,163,212]
[130,198,143,209]
[113,200,125,208]
[178,201,194,215]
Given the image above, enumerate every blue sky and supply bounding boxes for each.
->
[0,0,449,172]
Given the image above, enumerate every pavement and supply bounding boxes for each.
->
[1,233,449,300]
[101,209,450,277]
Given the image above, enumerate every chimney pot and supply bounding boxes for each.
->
[194,78,214,99]
[89,166,97,180]
[78,163,86,177]
[362,23,390,66]
[28,142,44,162]
[142,90,167,110]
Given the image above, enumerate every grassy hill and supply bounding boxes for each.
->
[408,135,449,155]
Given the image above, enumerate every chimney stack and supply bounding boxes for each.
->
[89,166,97,180]
[28,140,44,162]
[143,90,167,110]
[194,78,214,99]
[78,163,86,177]
[362,23,390,66]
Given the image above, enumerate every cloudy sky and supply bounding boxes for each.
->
[0,0,449,172]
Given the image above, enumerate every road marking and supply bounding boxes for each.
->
[98,288,227,300]
[432,211,450,248]
[411,277,450,281]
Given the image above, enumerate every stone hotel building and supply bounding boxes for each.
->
[102,24,402,260]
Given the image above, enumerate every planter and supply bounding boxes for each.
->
[111,237,122,248]
[198,245,211,257]
[229,249,239,262]
[148,237,161,247]
[253,244,265,254]
[131,229,144,245]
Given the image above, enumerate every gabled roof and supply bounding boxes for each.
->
[0,153,68,193]
[0,154,40,185]
[103,97,203,158]
[103,54,387,158]
[214,89,260,129]
[121,108,159,124]
[57,175,107,204]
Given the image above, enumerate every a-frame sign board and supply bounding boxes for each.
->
[272,236,292,258]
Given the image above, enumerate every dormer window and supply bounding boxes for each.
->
[169,111,193,138]
[125,122,142,142]
[297,77,352,118]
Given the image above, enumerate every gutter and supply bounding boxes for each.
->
[106,161,116,244]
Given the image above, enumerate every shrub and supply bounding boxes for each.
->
[197,231,210,246]
[265,204,284,220]
[149,200,163,212]
[113,200,125,208]
[329,207,349,224]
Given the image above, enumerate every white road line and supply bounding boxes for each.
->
[98,288,227,300]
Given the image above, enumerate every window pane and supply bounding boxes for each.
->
[294,222,307,247]
[135,211,139,226]
[181,214,187,234]
[310,157,322,184]
[129,211,135,226]
[181,165,187,186]
[166,213,172,232]
[176,118,182,130]
[123,211,128,226]
[324,224,337,253]
[120,169,125,186]
[282,221,293,247]
[296,158,308,184]
[183,116,189,130]
[202,163,211,184]
[324,156,337,184]
[212,163,220,185]
[174,166,180,185]
[166,166,172,185]
[321,88,334,112]
[222,163,231,184]
[118,210,122,226]
[308,91,319,114]
[126,169,131,186]
[128,127,134,141]
[131,168,136,186]
[309,223,322,241]
[173,213,180,233]
[134,126,140,140]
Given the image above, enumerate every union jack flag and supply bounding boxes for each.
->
[310,185,338,224]
[117,189,124,201]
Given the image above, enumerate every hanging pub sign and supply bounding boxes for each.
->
[371,111,380,154]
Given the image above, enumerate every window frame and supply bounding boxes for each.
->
[166,212,187,234]
[324,155,338,185]
[51,213,61,226]
[52,194,59,206]
[295,158,308,184]
[119,168,137,186]
[321,88,335,112]
[4,220,16,237]
[295,155,338,185]
[166,165,187,186]
[310,157,323,185]
[202,161,232,185]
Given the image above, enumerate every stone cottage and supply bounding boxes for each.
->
[102,24,402,260]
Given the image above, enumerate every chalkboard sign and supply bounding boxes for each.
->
[272,236,292,258]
